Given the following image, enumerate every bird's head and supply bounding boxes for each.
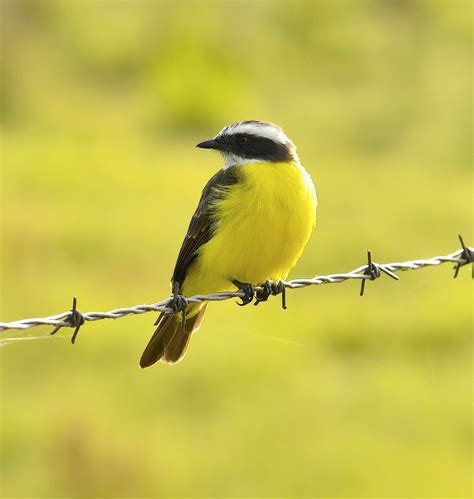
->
[196,120,298,168]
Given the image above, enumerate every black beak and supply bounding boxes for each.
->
[196,139,219,150]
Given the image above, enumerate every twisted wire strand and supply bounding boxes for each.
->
[0,245,471,334]
[285,249,467,288]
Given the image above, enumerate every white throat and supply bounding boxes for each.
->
[222,152,269,169]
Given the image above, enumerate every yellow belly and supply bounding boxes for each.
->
[182,161,317,297]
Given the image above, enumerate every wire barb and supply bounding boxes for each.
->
[453,235,473,279]
[0,237,471,336]
[50,297,85,344]
[360,250,399,296]
[360,250,380,296]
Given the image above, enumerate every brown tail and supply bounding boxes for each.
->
[139,304,207,368]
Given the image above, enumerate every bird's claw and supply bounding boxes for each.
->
[254,281,273,305]
[254,280,287,310]
[232,280,255,306]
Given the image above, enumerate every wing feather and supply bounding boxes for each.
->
[171,166,239,288]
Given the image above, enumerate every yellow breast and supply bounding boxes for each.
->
[182,161,317,296]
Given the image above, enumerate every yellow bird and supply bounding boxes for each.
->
[140,120,317,367]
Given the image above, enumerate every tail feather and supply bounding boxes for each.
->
[139,314,180,368]
[163,305,207,363]
[163,330,192,364]
[140,304,207,368]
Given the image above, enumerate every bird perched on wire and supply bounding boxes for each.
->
[140,120,317,367]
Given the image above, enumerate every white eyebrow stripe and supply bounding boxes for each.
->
[219,122,289,144]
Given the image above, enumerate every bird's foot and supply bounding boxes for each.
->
[254,280,287,310]
[232,279,255,306]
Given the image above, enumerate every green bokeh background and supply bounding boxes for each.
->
[1,1,472,497]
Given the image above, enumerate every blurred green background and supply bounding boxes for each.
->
[0,0,472,497]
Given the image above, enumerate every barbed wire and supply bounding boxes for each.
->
[0,235,472,342]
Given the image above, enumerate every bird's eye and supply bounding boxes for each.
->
[238,137,248,145]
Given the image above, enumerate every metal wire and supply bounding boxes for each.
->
[0,238,472,338]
